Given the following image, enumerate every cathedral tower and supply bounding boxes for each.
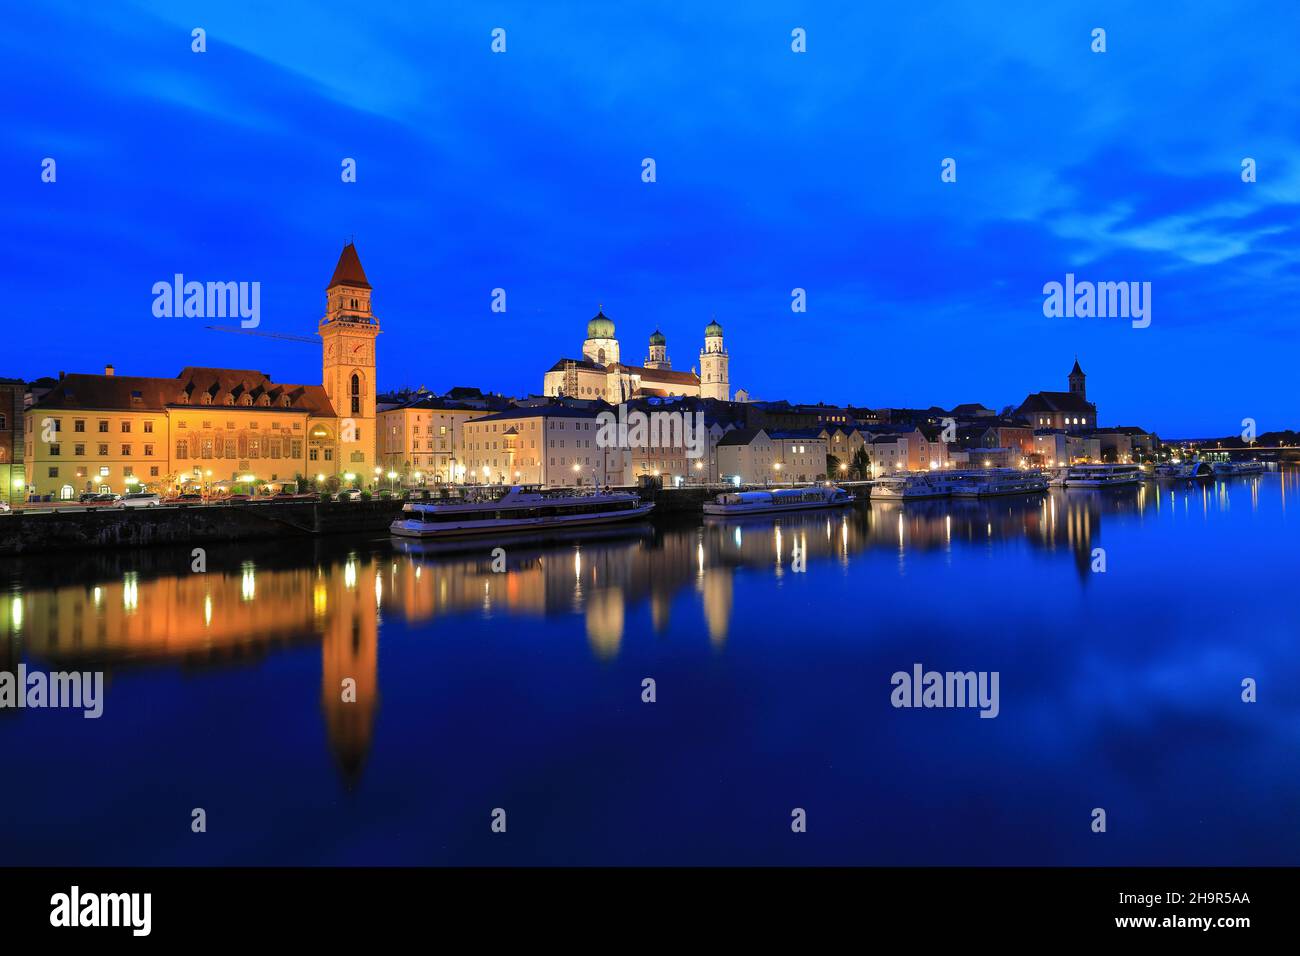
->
[319,242,380,479]
[699,318,729,401]
[1068,357,1086,399]
[582,308,620,366]
[645,329,670,370]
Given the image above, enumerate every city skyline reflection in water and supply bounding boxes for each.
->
[1,472,1298,865]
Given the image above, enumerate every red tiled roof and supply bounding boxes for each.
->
[1016,391,1094,415]
[327,243,370,290]
[32,370,337,417]
[609,362,700,386]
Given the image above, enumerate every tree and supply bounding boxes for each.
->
[850,445,871,480]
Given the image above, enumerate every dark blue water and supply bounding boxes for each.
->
[2,473,1297,865]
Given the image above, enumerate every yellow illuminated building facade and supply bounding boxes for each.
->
[376,400,484,484]
[22,245,382,498]
[462,406,629,488]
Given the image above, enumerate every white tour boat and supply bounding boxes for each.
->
[942,469,1049,497]
[703,485,853,516]
[1055,463,1142,488]
[1212,460,1266,477]
[869,474,948,500]
[1154,460,1213,481]
[390,485,654,538]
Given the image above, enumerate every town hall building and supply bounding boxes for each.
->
[23,243,381,498]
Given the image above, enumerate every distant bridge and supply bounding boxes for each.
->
[1177,445,1300,461]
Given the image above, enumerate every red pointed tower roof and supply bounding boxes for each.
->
[327,242,371,290]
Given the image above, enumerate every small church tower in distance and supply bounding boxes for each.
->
[1068,357,1086,399]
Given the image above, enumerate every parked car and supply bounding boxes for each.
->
[336,489,363,502]
[91,493,122,503]
[167,493,205,506]
[221,494,253,503]
[118,492,163,508]
[273,491,316,501]
[78,492,101,503]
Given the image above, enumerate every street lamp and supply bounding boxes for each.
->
[387,470,397,491]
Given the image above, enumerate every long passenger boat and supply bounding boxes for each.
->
[941,469,1048,497]
[703,485,853,516]
[1212,460,1266,477]
[869,474,948,500]
[1153,460,1213,481]
[390,485,654,538]
[1054,463,1142,488]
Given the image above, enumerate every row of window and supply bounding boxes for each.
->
[387,438,450,451]
[467,420,592,434]
[46,465,162,479]
[178,420,301,431]
[178,393,295,407]
[175,438,305,460]
[47,444,156,457]
[31,417,314,434]
[36,419,156,434]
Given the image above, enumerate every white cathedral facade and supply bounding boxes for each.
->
[543,309,731,402]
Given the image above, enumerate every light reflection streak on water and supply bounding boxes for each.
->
[0,473,1293,785]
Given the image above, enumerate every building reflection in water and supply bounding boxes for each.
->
[0,472,1282,786]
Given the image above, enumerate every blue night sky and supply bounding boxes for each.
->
[3,1,1298,436]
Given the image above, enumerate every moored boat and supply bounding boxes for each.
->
[1154,460,1213,481]
[1212,460,1266,477]
[869,474,948,500]
[390,485,653,538]
[941,468,1048,497]
[1056,463,1142,488]
[703,485,853,515]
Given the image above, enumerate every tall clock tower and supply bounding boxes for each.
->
[320,242,380,481]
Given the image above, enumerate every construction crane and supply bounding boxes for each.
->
[205,325,319,345]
